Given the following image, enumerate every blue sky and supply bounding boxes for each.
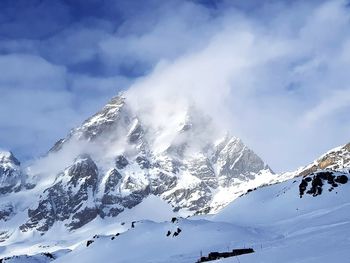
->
[1,0,350,172]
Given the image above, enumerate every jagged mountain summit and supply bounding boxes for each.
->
[0,94,277,236]
[0,151,22,195]
[0,151,33,195]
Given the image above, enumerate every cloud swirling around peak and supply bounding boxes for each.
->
[0,0,350,172]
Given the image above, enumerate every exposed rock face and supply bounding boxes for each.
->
[0,204,14,221]
[299,144,350,177]
[20,155,99,231]
[214,137,269,187]
[115,155,129,169]
[49,96,130,152]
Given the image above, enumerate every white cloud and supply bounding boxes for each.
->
[1,0,350,172]
[302,89,350,125]
[0,54,66,89]
[124,0,350,171]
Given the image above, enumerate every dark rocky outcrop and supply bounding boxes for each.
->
[150,172,177,195]
[165,181,212,212]
[20,155,99,232]
[172,227,182,237]
[136,156,151,169]
[0,205,13,221]
[299,170,348,198]
[115,155,129,169]
[86,240,94,247]
[104,169,122,194]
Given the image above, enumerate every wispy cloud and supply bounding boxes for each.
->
[0,0,350,172]
[302,89,350,125]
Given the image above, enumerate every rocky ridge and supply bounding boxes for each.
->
[0,94,276,234]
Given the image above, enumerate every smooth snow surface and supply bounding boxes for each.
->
[3,175,347,263]
[211,177,350,262]
[115,195,177,222]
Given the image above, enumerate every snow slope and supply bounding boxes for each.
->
[4,169,346,263]
[212,170,350,262]
[54,219,265,263]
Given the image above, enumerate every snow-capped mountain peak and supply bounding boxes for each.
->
[0,151,30,195]
[0,151,21,169]
[0,94,276,237]
[1,94,350,263]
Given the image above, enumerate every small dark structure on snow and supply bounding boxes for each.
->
[172,227,182,237]
[86,240,94,247]
[197,248,254,262]
[42,252,54,259]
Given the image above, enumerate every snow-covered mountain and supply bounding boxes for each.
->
[0,94,278,238]
[2,152,349,263]
[1,93,350,262]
